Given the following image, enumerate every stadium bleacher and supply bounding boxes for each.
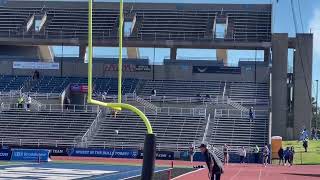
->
[229,82,269,102]
[0,75,138,94]
[0,6,271,42]
[208,109,269,148]
[0,75,28,91]
[88,110,207,151]
[139,80,223,97]
[0,109,97,146]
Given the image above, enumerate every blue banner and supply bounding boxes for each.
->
[0,149,11,160]
[68,148,138,159]
[11,149,49,162]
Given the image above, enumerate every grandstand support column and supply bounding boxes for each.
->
[264,48,270,64]
[293,34,313,139]
[170,47,177,60]
[217,49,228,65]
[79,45,87,61]
[271,33,288,139]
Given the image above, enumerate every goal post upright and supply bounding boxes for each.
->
[87,0,155,179]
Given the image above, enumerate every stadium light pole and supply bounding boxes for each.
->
[316,80,318,130]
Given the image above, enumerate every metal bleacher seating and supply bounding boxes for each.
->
[135,10,216,40]
[139,80,222,97]
[0,109,97,146]
[45,9,119,39]
[0,7,32,36]
[0,75,29,91]
[88,110,206,151]
[229,82,269,103]
[28,76,138,94]
[209,109,269,148]
[0,5,271,42]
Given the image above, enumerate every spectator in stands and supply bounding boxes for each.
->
[32,70,40,80]
[198,144,223,180]
[152,89,157,96]
[278,147,284,165]
[64,97,71,110]
[253,145,260,163]
[249,107,254,122]
[263,145,270,167]
[239,147,246,164]
[189,144,195,163]
[17,96,24,109]
[303,139,308,152]
[223,144,229,165]
[26,95,31,111]
[289,146,295,166]
[102,92,107,101]
[284,147,290,166]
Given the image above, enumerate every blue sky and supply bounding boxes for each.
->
[51,0,320,98]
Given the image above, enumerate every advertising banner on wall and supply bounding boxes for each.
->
[103,64,151,73]
[50,148,68,156]
[70,84,88,93]
[13,61,59,70]
[135,65,151,72]
[0,149,11,160]
[192,66,241,74]
[68,148,138,159]
[11,149,49,162]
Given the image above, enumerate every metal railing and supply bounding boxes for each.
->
[215,109,269,118]
[202,113,211,143]
[0,138,78,148]
[81,109,105,144]
[0,28,271,42]
[0,103,99,113]
[133,93,158,113]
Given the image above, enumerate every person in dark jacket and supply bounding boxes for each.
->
[303,139,308,152]
[289,146,295,166]
[284,147,290,166]
[199,144,224,180]
[278,147,284,165]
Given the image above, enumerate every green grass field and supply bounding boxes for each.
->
[282,140,320,165]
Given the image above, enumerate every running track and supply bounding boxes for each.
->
[175,164,320,180]
[52,157,320,180]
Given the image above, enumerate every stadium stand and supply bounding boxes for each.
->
[135,10,216,40]
[0,2,276,151]
[0,75,138,94]
[87,109,207,151]
[139,80,223,97]
[0,8,31,36]
[0,5,271,42]
[209,109,269,147]
[45,9,119,39]
[229,82,269,100]
[0,75,28,91]
[0,108,97,146]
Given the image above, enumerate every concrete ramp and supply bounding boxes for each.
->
[38,45,54,62]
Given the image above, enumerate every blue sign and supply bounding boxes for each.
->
[68,148,138,159]
[0,149,11,160]
[11,149,49,162]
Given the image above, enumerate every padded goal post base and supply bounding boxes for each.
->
[141,134,156,180]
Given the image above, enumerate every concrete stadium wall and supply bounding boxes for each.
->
[0,59,269,83]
